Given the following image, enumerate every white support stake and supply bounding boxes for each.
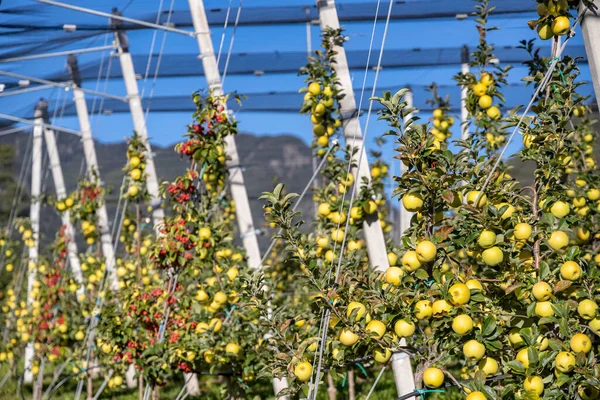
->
[187,1,271,395]
[72,87,118,291]
[42,124,84,295]
[580,0,600,110]
[460,45,470,140]
[316,0,390,272]
[391,348,415,400]
[113,34,165,232]
[24,109,44,383]
[188,0,262,270]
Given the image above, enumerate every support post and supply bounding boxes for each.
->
[24,106,44,383]
[316,0,390,272]
[581,0,600,110]
[109,16,165,231]
[188,1,286,397]
[187,0,262,270]
[36,99,84,295]
[460,45,470,140]
[393,89,417,399]
[68,56,118,291]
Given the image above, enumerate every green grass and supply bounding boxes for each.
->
[0,363,464,399]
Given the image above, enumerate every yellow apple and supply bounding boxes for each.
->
[414,300,432,320]
[481,246,503,266]
[366,320,386,339]
[550,201,570,218]
[452,314,473,335]
[432,299,452,317]
[560,261,582,281]
[548,231,568,250]
[478,357,498,376]
[385,267,404,286]
[449,283,470,305]
[578,299,598,320]
[402,250,422,271]
[463,340,485,361]
[524,376,544,395]
[514,223,532,241]
[423,367,444,388]
[532,281,552,301]
[394,319,416,337]
[552,16,570,36]
[466,191,487,207]
[402,193,424,212]
[225,342,240,356]
[535,301,554,317]
[294,361,313,382]
[373,348,392,363]
[416,240,437,263]
[516,347,530,368]
[339,328,359,346]
[555,351,576,373]
[570,333,591,353]
[347,302,366,321]
[478,230,496,248]
[465,279,483,291]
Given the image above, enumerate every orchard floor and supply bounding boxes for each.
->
[0,364,460,399]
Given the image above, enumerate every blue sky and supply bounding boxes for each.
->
[0,0,593,171]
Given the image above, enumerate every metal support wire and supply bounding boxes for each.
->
[0,45,115,63]
[35,0,199,37]
[0,70,126,102]
[0,112,81,136]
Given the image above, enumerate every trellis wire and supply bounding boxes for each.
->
[364,364,387,400]
[142,0,175,121]
[221,0,243,87]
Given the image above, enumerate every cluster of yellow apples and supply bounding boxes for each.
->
[80,219,97,246]
[16,224,35,248]
[55,196,75,213]
[472,72,501,122]
[431,108,454,144]
[535,0,572,40]
[126,154,145,199]
[304,81,342,149]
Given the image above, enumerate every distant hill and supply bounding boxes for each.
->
[0,131,315,250]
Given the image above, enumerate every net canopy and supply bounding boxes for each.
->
[0,0,594,143]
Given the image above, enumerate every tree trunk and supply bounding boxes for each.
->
[152,386,160,400]
[327,372,337,400]
[87,373,93,400]
[348,369,355,400]
[138,374,144,400]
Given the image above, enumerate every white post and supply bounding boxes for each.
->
[393,89,417,400]
[580,0,600,110]
[187,0,262,270]
[71,86,118,291]
[399,90,414,236]
[316,0,390,272]
[187,2,278,395]
[42,119,84,295]
[460,45,470,140]
[391,351,415,400]
[111,28,165,231]
[24,108,44,383]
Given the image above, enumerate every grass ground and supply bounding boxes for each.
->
[0,363,463,399]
